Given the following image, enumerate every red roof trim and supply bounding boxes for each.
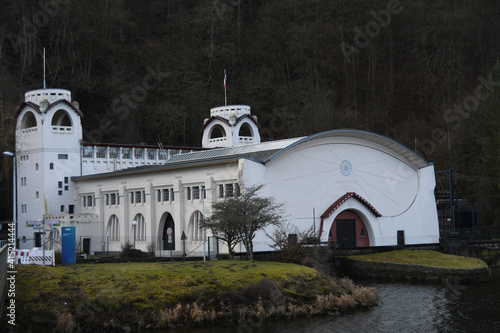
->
[318,192,382,237]
[15,99,83,119]
[200,114,260,132]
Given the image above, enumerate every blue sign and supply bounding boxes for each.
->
[62,226,76,264]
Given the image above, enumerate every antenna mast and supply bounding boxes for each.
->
[43,48,46,89]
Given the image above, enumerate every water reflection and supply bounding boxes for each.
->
[180,269,500,333]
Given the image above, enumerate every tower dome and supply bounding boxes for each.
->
[201,105,261,148]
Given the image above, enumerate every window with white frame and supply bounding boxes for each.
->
[134,148,144,159]
[147,149,156,160]
[122,148,131,159]
[131,191,145,204]
[133,214,146,241]
[192,186,200,200]
[109,147,119,159]
[110,193,118,205]
[189,211,203,241]
[83,146,93,158]
[83,195,94,207]
[107,215,120,241]
[96,147,107,158]
[225,184,234,197]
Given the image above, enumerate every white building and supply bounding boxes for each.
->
[13,87,440,256]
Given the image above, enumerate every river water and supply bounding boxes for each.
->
[182,268,500,333]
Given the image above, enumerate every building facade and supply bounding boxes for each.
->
[13,87,440,256]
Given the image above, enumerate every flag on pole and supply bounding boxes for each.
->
[224,69,227,105]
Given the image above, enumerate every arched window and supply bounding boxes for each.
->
[360,227,366,237]
[21,111,37,129]
[210,124,226,139]
[238,122,253,137]
[107,215,120,241]
[49,163,54,170]
[189,211,203,241]
[132,214,146,241]
[36,191,39,200]
[35,163,39,171]
[51,109,72,127]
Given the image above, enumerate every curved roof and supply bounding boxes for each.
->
[265,129,430,169]
[200,113,260,132]
[15,99,83,118]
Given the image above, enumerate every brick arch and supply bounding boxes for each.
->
[328,210,370,248]
[318,192,381,238]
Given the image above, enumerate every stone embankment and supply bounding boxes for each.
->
[340,258,491,284]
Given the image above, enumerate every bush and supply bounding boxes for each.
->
[120,241,147,258]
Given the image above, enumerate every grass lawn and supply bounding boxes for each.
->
[17,260,321,308]
[350,250,488,269]
[9,260,377,331]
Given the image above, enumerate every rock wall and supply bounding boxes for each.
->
[340,259,491,284]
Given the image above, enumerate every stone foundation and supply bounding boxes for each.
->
[340,258,491,284]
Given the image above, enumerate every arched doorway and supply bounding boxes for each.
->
[329,210,370,248]
[162,213,175,250]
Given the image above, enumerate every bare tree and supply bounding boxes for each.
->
[201,185,284,261]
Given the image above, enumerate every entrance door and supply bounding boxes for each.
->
[35,232,42,247]
[336,219,356,248]
[163,214,175,250]
[83,238,91,254]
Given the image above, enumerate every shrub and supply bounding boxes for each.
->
[120,241,147,258]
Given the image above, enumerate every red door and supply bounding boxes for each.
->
[329,210,370,247]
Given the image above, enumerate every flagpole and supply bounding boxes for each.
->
[224,69,227,106]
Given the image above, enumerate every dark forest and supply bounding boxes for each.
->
[1,0,500,224]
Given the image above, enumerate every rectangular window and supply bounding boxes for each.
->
[147,149,156,160]
[58,154,68,159]
[109,147,119,159]
[96,147,107,158]
[58,181,63,189]
[192,186,200,200]
[159,150,168,160]
[134,148,144,160]
[234,183,240,197]
[83,196,87,207]
[163,189,169,202]
[64,177,69,183]
[171,189,175,201]
[130,192,134,204]
[142,191,146,203]
[226,184,234,197]
[135,191,142,203]
[201,186,206,199]
[106,194,109,206]
[21,204,27,214]
[122,148,131,159]
[64,186,69,191]
[86,195,93,207]
[219,184,224,198]
[83,146,93,158]
[186,187,191,200]
[58,190,63,196]
[110,193,117,205]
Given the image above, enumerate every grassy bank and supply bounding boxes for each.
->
[7,260,377,332]
[350,250,488,269]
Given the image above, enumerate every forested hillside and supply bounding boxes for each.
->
[1,0,500,224]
